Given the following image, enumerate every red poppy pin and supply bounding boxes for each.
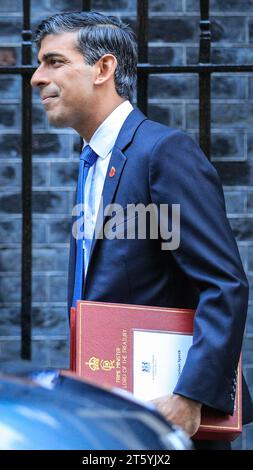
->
[109,166,116,178]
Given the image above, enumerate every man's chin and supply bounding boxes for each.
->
[47,114,69,128]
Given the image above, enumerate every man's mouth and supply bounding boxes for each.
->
[41,95,59,105]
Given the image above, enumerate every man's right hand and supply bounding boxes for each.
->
[151,393,202,436]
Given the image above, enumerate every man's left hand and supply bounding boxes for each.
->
[151,394,202,436]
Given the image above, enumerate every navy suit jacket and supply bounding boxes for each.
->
[68,107,253,420]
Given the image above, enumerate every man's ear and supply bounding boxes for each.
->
[94,54,117,85]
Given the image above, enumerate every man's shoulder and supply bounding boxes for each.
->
[121,107,192,152]
[137,117,191,148]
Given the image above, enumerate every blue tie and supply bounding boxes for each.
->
[72,145,98,307]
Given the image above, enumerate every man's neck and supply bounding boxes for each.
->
[80,97,126,142]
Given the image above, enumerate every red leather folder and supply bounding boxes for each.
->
[70,301,242,441]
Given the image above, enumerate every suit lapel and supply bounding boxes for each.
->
[89,146,127,259]
[100,146,127,218]
[85,108,147,283]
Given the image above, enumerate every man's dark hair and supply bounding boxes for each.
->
[34,11,137,101]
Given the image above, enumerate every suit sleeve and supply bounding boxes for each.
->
[149,129,249,414]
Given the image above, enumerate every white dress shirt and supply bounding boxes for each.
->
[82,100,133,274]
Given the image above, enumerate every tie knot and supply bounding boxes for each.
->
[80,145,98,168]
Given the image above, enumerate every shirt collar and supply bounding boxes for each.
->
[82,100,133,159]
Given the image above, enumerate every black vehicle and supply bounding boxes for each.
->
[0,363,191,450]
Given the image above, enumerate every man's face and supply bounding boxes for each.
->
[31,32,95,131]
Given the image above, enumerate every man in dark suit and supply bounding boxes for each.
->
[31,11,253,449]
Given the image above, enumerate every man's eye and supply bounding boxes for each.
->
[50,59,62,66]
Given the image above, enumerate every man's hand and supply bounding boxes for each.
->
[151,394,202,436]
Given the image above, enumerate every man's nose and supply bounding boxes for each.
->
[30,66,50,88]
